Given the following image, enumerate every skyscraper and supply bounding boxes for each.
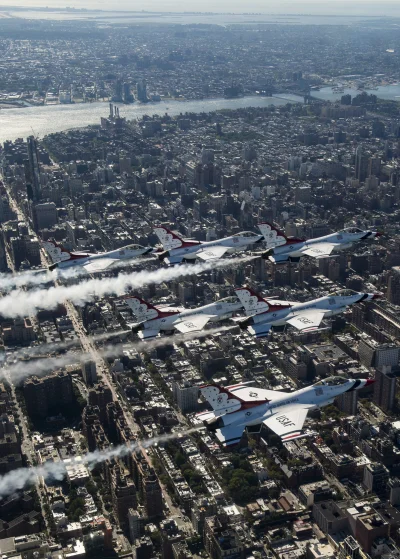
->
[373,366,396,412]
[136,79,147,103]
[123,83,134,103]
[26,136,41,201]
[387,267,400,305]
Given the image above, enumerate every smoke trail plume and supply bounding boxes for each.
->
[0,329,131,364]
[3,326,237,384]
[0,257,254,319]
[0,256,156,292]
[0,428,201,497]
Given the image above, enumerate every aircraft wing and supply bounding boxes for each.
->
[173,314,214,333]
[227,385,286,402]
[300,243,337,258]
[83,258,116,273]
[215,425,245,447]
[286,309,326,331]
[196,245,230,261]
[263,404,313,442]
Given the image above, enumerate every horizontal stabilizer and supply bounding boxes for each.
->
[215,425,245,447]
[165,256,184,265]
[138,329,161,340]
[269,254,290,263]
[248,323,272,338]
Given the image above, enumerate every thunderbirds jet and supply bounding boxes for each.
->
[258,223,382,263]
[235,286,381,338]
[126,295,243,339]
[154,226,264,265]
[42,241,154,273]
[197,376,374,446]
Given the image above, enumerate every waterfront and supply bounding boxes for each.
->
[313,84,400,102]
[0,96,297,143]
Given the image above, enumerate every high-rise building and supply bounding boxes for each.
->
[111,466,137,531]
[33,202,57,231]
[387,267,400,305]
[24,370,74,418]
[136,79,147,103]
[113,79,123,102]
[26,135,41,201]
[142,468,163,519]
[373,366,396,412]
[88,382,113,423]
[336,390,358,415]
[172,381,200,413]
[134,536,153,559]
[10,235,41,270]
[338,536,361,559]
[123,83,134,103]
[363,462,390,495]
[355,146,369,182]
[82,360,97,386]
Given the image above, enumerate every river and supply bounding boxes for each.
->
[0,96,298,143]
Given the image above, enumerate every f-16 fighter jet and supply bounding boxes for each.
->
[235,286,381,338]
[258,223,382,263]
[154,226,264,265]
[42,241,154,273]
[126,295,243,339]
[197,376,374,446]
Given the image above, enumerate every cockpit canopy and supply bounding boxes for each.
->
[233,231,258,237]
[341,227,364,234]
[123,244,144,250]
[219,296,238,304]
[329,289,357,297]
[314,376,348,387]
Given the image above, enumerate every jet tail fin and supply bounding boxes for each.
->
[124,296,180,322]
[153,226,185,250]
[235,286,291,316]
[257,222,288,248]
[42,241,87,264]
[199,385,243,414]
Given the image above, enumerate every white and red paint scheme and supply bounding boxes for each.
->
[197,377,374,446]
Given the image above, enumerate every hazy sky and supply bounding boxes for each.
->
[0,0,400,15]
[1,0,400,16]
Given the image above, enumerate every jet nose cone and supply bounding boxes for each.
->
[365,378,375,386]
[372,293,383,300]
[375,231,384,237]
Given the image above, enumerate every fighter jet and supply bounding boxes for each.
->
[235,286,381,338]
[258,223,382,263]
[125,295,243,339]
[154,226,264,265]
[197,376,374,446]
[42,241,154,273]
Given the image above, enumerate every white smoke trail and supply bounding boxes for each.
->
[0,257,254,319]
[3,325,237,384]
[0,329,131,364]
[0,427,202,497]
[0,256,157,292]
